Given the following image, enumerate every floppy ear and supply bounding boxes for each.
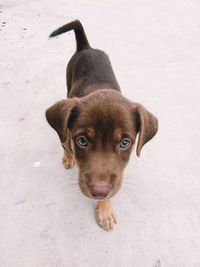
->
[45,98,78,143]
[134,104,158,157]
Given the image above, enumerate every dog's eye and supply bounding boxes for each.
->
[76,136,88,147]
[119,138,131,149]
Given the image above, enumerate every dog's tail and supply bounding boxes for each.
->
[49,20,91,52]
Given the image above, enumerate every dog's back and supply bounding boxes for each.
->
[50,20,120,97]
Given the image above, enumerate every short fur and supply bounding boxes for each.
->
[46,20,158,231]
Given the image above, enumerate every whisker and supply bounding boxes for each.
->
[67,183,79,186]
[67,185,80,190]
[67,187,81,193]
[120,186,133,197]
[121,184,134,196]
[123,176,135,181]
[122,181,138,187]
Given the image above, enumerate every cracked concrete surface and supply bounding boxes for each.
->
[1,0,200,266]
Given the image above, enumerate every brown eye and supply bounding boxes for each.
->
[119,138,131,150]
[76,136,88,147]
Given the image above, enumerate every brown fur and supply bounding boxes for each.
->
[46,20,158,230]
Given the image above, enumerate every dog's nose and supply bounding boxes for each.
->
[90,183,111,198]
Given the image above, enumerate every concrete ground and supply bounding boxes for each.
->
[1,0,200,266]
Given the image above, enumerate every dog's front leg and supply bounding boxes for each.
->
[96,200,117,231]
[62,142,75,169]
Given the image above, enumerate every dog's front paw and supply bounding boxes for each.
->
[96,200,117,231]
[62,153,75,169]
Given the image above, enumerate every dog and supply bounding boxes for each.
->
[46,20,158,231]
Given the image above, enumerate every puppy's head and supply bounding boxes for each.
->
[46,90,158,199]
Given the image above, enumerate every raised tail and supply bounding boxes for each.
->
[49,20,91,52]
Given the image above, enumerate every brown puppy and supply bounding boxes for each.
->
[46,20,158,231]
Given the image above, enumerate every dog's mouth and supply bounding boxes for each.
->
[89,194,111,200]
[86,190,113,200]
